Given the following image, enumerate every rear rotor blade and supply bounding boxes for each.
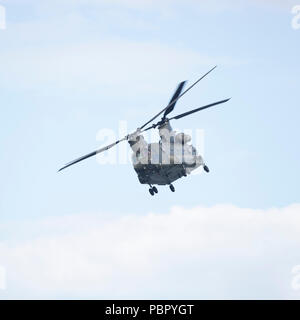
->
[58,137,127,172]
[163,81,186,120]
[169,98,231,121]
[139,65,217,129]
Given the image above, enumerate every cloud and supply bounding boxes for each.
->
[1,204,300,299]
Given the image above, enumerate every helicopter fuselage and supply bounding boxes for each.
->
[128,121,203,186]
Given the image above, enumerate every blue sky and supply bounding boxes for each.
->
[0,0,300,299]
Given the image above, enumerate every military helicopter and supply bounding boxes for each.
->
[59,66,230,196]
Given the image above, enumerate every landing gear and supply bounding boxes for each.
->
[203,165,209,173]
[149,188,155,196]
[149,185,158,196]
[169,184,175,192]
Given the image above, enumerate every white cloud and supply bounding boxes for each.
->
[1,204,300,299]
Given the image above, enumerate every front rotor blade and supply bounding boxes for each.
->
[58,137,127,172]
[169,98,231,121]
[163,81,186,119]
[139,65,217,130]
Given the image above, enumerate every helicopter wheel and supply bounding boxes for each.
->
[152,186,158,194]
[169,184,175,192]
[149,188,155,196]
[203,165,210,173]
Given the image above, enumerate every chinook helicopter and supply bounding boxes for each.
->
[59,66,230,196]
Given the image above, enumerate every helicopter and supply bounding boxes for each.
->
[59,66,230,196]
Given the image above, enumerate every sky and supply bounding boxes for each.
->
[0,0,300,299]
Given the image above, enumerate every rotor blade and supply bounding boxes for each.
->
[139,65,217,130]
[163,81,186,119]
[58,137,127,172]
[141,124,155,133]
[169,98,231,121]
